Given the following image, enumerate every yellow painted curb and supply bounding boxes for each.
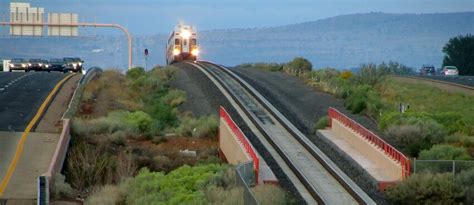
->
[0,73,76,196]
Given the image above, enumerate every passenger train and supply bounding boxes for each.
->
[166,24,199,65]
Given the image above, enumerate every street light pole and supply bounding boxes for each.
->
[0,21,133,70]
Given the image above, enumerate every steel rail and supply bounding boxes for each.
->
[193,61,375,205]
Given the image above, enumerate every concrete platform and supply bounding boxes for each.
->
[318,129,400,182]
[0,131,59,199]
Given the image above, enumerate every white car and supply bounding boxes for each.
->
[442,66,459,76]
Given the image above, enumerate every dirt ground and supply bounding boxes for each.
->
[35,74,82,133]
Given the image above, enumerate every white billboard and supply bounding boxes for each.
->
[47,13,78,36]
[10,3,44,36]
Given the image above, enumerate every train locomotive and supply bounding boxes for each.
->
[166,24,199,65]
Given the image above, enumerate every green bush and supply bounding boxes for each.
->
[313,116,329,131]
[125,164,227,205]
[386,119,446,157]
[455,169,474,204]
[160,89,187,107]
[283,57,312,75]
[175,116,218,138]
[380,112,465,135]
[419,144,472,160]
[147,102,178,127]
[385,173,464,204]
[345,85,371,114]
[126,67,146,79]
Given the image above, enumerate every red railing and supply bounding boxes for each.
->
[220,106,260,183]
[328,107,410,179]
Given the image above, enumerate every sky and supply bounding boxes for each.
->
[1,0,473,35]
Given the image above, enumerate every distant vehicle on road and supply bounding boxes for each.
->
[419,65,435,75]
[49,58,65,72]
[42,60,51,72]
[442,66,459,76]
[9,58,29,72]
[63,57,81,73]
[166,24,199,65]
[73,57,84,71]
[28,59,45,71]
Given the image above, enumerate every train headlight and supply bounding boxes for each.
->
[28,63,32,66]
[45,65,49,68]
[22,64,27,68]
[79,62,82,66]
[191,49,199,56]
[173,48,180,55]
[9,63,14,67]
[180,30,191,39]
[73,63,77,67]
[39,63,43,66]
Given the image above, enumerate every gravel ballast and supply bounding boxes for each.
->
[232,67,389,204]
[170,63,306,204]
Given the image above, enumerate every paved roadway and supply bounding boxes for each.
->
[0,72,66,131]
[415,75,474,88]
[0,72,69,201]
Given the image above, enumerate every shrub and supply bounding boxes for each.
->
[455,169,474,204]
[283,57,312,75]
[51,173,75,199]
[340,70,353,79]
[344,85,372,114]
[125,164,227,205]
[313,116,329,131]
[418,144,472,160]
[126,67,146,79]
[385,173,464,204]
[160,89,187,107]
[175,116,218,138]
[386,119,446,157]
[66,141,116,195]
[253,184,288,205]
[108,131,127,146]
[147,102,178,127]
[85,184,128,205]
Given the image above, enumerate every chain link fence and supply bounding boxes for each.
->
[235,161,259,205]
[414,159,474,175]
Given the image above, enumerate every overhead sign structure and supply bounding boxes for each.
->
[10,3,44,36]
[47,13,78,36]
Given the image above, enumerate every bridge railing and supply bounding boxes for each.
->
[328,107,411,179]
[220,106,260,183]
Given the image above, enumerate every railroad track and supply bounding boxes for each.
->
[189,61,375,205]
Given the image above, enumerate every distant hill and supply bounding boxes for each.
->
[1,12,473,70]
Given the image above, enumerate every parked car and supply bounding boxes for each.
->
[419,65,435,75]
[9,58,29,72]
[49,58,65,72]
[42,60,52,72]
[63,57,81,73]
[442,66,459,76]
[28,59,44,71]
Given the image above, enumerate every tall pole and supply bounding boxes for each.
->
[0,22,133,70]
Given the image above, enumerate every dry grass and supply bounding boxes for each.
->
[253,184,289,205]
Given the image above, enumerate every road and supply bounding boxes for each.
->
[414,75,474,88]
[0,72,67,131]
[0,72,76,201]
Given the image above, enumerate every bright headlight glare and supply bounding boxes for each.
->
[9,63,13,67]
[22,64,26,67]
[39,63,43,66]
[79,62,82,66]
[173,48,180,55]
[28,63,32,66]
[181,30,191,39]
[191,49,199,56]
[73,63,77,67]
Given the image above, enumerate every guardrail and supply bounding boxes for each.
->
[38,67,102,205]
[328,107,411,180]
[220,106,260,184]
